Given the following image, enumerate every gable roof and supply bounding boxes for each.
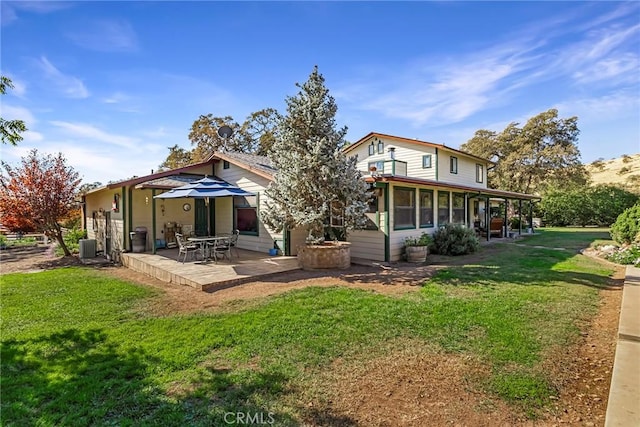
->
[345,132,495,166]
[209,151,275,180]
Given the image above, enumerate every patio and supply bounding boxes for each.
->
[121,248,300,292]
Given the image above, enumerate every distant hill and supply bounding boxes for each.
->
[586,153,640,188]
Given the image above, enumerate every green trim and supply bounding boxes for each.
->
[121,186,127,251]
[422,154,432,169]
[391,160,396,175]
[392,186,417,231]
[284,228,291,256]
[152,189,157,254]
[434,148,439,180]
[418,188,434,228]
[383,183,390,262]
[211,198,216,236]
[127,187,133,251]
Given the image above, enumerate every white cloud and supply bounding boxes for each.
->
[0,104,36,125]
[102,91,131,104]
[22,130,44,142]
[66,20,138,52]
[49,121,140,149]
[554,92,640,121]
[1,1,70,26]
[36,56,90,99]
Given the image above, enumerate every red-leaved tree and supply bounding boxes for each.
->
[0,149,81,256]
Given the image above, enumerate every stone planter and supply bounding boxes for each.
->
[406,245,428,263]
[297,241,351,270]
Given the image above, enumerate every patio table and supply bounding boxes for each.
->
[188,236,230,262]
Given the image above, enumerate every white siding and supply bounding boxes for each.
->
[215,162,283,254]
[348,230,385,261]
[350,135,489,189]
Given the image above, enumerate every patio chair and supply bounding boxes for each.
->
[175,233,201,263]
[210,236,231,263]
[229,229,240,258]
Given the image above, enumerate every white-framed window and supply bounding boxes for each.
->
[452,193,465,224]
[368,161,384,173]
[438,191,450,225]
[422,155,432,169]
[476,164,484,183]
[450,156,458,174]
[377,140,384,154]
[234,195,258,235]
[368,143,375,156]
[223,160,230,169]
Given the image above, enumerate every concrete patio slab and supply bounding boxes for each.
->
[121,248,300,292]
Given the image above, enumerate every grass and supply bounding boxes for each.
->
[0,229,617,425]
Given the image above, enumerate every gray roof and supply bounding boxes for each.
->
[220,151,276,176]
[135,173,206,189]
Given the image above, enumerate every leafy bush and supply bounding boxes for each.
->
[431,224,479,256]
[55,227,87,256]
[540,185,639,227]
[404,232,433,247]
[610,203,640,245]
[0,234,7,248]
[605,244,640,265]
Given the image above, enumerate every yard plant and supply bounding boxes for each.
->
[0,229,616,425]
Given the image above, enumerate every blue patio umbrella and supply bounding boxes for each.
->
[154,177,255,235]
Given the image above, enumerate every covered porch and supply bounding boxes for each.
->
[121,247,300,292]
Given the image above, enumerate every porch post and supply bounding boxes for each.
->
[486,196,490,241]
[529,201,534,232]
[504,198,508,238]
[518,199,523,235]
[152,189,157,254]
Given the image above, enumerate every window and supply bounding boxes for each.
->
[223,160,230,169]
[330,201,344,227]
[377,140,384,154]
[368,143,375,155]
[368,161,384,173]
[452,193,465,224]
[476,164,484,183]
[234,196,258,235]
[419,189,434,227]
[450,156,458,174]
[422,155,432,169]
[367,195,378,213]
[438,192,450,225]
[394,187,415,229]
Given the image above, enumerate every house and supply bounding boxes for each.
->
[344,132,540,261]
[82,132,538,263]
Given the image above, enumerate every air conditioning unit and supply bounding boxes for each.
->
[79,239,97,259]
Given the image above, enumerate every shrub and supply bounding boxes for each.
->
[404,232,433,247]
[0,234,7,248]
[55,227,87,256]
[605,244,640,265]
[610,203,640,245]
[431,224,479,256]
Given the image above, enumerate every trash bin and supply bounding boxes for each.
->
[130,226,147,253]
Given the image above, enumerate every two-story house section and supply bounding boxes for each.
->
[343,132,540,262]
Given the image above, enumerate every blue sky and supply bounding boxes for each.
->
[2,1,639,185]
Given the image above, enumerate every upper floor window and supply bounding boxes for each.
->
[368,143,375,156]
[422,155,432,169]
[368,161,384,173]
[450,156,458,174]
[377,140,384,154]
[476,164,484,183]
[223,160,230,169]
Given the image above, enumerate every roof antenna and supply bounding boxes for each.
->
[217,125,234,153]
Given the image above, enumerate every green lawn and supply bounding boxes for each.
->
[0,229,617,425]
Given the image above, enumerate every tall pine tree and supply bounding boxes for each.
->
[261,66,370,243]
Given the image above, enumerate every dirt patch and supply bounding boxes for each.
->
[301,344,519,427]
[0,245,82,274]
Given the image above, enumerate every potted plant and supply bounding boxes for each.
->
[404,232,433,263]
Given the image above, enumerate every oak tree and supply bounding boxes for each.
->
[0,149,81,255]
[461,109,588,194]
